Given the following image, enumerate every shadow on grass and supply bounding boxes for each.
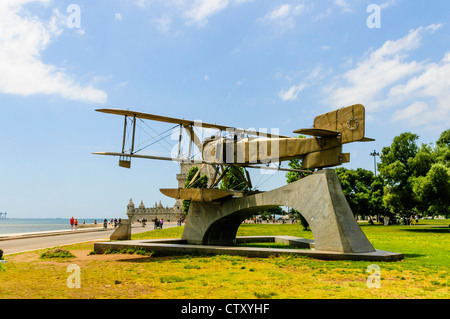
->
[402,253,426,258]
[402,227,450,234]
[117,256,155,263]
[116,252,211,263]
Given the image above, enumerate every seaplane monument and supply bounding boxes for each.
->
[93,104,403,261]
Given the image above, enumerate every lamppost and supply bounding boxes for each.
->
[370,150,380,175]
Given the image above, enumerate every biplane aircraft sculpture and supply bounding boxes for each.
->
[93,104,405,260]
[94,104,374,202]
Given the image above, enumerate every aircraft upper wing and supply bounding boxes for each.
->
[96,109,290,138]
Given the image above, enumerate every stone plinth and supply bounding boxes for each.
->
[110,219,131,241]
[182,169,376,254]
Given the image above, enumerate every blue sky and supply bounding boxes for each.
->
[1,0,449,219]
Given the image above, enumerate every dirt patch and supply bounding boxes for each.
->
[6,251,42,263]
[6,248,150,264]
[76,250,161,262]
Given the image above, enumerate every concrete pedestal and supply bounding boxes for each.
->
[110,219,131,241]
[182,169,376,254]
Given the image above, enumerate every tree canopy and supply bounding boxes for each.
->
[182,166,208,215]
[335,167,389,219]
[285,129,450,222]
[219,166,249,191]
[377,130,450,219]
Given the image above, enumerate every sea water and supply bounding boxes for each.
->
[0,218,102,235]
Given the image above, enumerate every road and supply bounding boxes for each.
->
[0,222,180,256]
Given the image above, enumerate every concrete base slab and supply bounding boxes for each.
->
[94,236,404,262]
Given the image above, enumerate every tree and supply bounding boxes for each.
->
[182,166,208,215]
[335,167,389,221]
[219,166,249,191]
[377,130,450,221]
[436,129,450,148]
[369,176,389,218]
[436,129,450,167]
[412,163,450,218]
[408,144,436,177]
[378,132,419,219]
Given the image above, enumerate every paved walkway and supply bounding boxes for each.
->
[0,222,181,256]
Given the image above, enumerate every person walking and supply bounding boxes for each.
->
[154,217,159,230]
[74,219,78,230]
[160,218,164,229]
[70,217,75,230]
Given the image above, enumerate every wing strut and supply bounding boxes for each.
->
[131,115,137,154]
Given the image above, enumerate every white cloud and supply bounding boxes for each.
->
[334,0,353,13]
[136,0,151,8]
[324,25,442,108]
[380,0,399,9]
[392,101,428,122]
[267,4,291,20]
[279,66,329,102]
[184,0,230,27]
[0,0,107,104]
[324,24,450,129]
[153,14,173,33]
[135,0,251,29]
[259,3,310,30]
[279,83,306,101]
[312,8,332,22]
[115,81,129,90]
[114,13,123,21]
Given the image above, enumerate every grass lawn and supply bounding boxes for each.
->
[0,220,448,299]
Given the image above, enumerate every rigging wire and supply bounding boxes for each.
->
[126,120,178,154]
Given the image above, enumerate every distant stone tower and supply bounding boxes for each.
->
[174,163,217,214]
[126,199,135,219]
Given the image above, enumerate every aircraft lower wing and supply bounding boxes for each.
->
[92,152,312,173]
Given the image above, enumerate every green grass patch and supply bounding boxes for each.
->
[131,226,184,240]
[1,220,449,299]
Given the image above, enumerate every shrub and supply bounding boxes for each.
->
[160,275,186,283]
[99,247,154,256]
[40,248,75,259]
[254,291,278,299]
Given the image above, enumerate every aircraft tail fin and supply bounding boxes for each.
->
[313,104,374,144]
